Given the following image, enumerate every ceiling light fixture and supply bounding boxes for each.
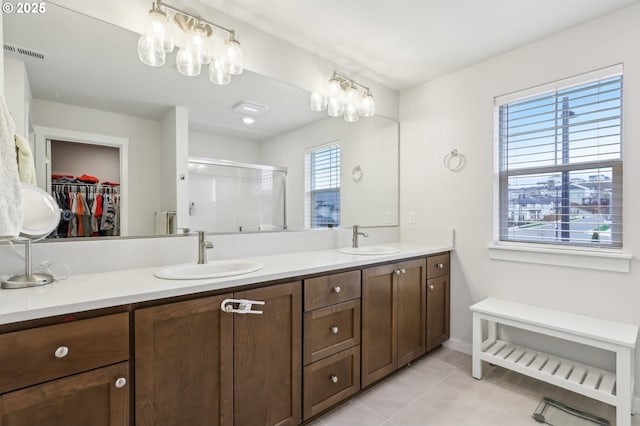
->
[137,0,244,85]
[242,117,255,125]
[310,72,375,122]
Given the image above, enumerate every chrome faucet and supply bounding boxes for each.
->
[352,225,369,248]
[197,231,214,264]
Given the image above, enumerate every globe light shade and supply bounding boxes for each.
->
[327,97,344,117]
[176,47,201,77]
[360,92,375,117]
[225,35,244,75]
[310,92,327,112]
[209,58,231,85]
[344,102,360,122]
[328,76,341,95]
[190,25,211,65]
[137,34,165,67]
[147,8,174,53]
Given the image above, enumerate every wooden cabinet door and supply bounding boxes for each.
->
[135,294,233,426]
[426,275,450,352]
[0,362,129,426]
[397,258,427,366]
[234,282,302,426]
[361,264,397,388]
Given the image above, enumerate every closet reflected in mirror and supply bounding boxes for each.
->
[48,140,122,239]
[3,2,399,239]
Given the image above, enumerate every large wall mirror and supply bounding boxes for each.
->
[3,2,399,239]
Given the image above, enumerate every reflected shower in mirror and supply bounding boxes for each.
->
[3,2,398,239]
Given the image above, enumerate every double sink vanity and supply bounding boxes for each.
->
[0,242,451,425]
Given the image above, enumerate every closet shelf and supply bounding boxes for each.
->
[481,339,617,405]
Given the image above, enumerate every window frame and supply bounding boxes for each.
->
[305,142,341,229]
[494,66,624,250]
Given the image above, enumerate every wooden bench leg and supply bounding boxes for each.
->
[472,313,482,379]
[616,348,632,426]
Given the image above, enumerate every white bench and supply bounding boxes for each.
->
[471,297,638,426]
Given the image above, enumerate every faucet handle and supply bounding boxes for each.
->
[205,241,214,249]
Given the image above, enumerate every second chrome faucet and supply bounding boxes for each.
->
[197,231,214,264]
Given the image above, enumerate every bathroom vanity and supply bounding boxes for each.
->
[0,244,451,425]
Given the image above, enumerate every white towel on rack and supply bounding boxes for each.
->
[0,96,23,239]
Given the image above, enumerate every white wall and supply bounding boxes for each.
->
[31,99,164,235]
[4,58,31,137]
[400,2,640,396]
[261,116,399,230]
[189,131,261,163]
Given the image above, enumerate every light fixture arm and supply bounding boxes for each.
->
[331,71,371,94]
[154,0,237,37]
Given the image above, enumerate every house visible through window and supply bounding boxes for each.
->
[305,144,340,228]
[496,67,623,248]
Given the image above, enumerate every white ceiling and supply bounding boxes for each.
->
[195,0,640,90]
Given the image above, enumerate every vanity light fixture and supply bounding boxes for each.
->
[137,0,244,85]
[310,72,375,122]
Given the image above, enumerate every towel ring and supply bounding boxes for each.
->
[444,149,465,172]
[352,165,364,182]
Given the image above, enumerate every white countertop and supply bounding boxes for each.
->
[0,242,452,325]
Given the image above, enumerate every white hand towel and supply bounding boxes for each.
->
[0,96,23,239]
[15,133,37,185]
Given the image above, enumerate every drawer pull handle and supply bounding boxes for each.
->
[330,326,339,334]
[429,284,434,290]
[436,263,444,269]
[54,346,69,358]
[333,286,341,293]
[330,375,339,384]
[115,377,127,389]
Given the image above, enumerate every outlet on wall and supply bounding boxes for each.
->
[408,211,416,224]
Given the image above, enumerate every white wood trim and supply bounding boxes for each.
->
[488,242,632,273]
[33,126,129,236]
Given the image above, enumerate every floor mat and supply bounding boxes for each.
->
[532,396,610,426]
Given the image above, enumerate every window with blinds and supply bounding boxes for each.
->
[496,68,623,248]
[305,144,340,228]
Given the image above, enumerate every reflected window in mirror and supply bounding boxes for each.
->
[305,144,340,228]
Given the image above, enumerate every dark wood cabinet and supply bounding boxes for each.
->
[302,271,362,421]
[135,282,301,426]
[0,362,129,426]
[397,259,427,366]
[135,294,233,426]
[426,253,451,352]
[362,259,427,387]
[234,282,302,426]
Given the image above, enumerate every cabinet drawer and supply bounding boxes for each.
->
[427,253,450,278]
[0,312,129,394]
[304,300,360,365]
[304,270,360,311]
[303,346,360,420]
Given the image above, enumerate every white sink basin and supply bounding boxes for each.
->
[339,246,401,255]
[155,260,263,280]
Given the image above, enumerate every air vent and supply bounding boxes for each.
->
[3,43,46,60]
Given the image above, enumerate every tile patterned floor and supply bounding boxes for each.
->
[310,347,639,426]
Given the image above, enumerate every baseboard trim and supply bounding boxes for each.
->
[442,338,472,355]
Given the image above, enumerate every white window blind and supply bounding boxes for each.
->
[305,144,340,228]
[496,69,623,248]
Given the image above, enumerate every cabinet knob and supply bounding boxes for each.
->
[330,375,339,384]
[330,326,339,334]
[401,268,406,274]
[54,346,69,358]
[115,377,127,389]
[436,263,444,269]
[395,269,401,275]
[429,284,434,290]
[333,286,341,293]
